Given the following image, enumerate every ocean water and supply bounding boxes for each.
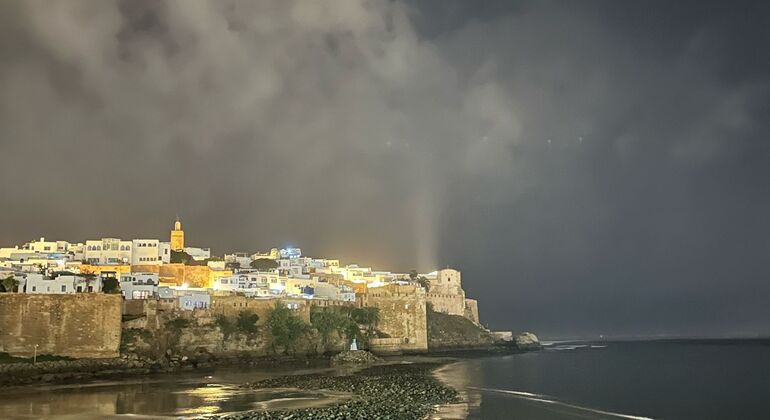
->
[1,341,767,419]
[433,340,770,420]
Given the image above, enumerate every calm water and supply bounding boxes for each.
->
[1,341,767,419]
[434,340,770,419]
[0,365,353,419]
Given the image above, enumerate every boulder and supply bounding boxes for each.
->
[514,332,541,350]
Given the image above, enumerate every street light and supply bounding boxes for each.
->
[33,344,38,364]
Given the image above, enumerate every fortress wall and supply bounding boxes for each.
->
[0,294,122,358]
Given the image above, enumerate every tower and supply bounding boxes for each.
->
[170,217,185,251]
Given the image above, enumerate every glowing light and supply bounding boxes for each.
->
[180,282,189,289]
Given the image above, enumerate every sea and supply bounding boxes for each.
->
[0,340,767,419]
[434,340,770,419]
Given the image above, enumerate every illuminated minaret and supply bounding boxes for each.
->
[170,217,185,251]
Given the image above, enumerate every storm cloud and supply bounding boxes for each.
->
[0,0,767,338]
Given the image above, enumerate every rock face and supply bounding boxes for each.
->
[514,332,541,350]
[330,350,382,365]
[427,309,495,349]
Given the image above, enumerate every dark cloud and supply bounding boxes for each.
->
[0,0,767,338]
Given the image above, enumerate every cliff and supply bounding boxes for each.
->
[426,307,495,349]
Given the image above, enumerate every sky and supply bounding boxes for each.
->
[0,0,767,339]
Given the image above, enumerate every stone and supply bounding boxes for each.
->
[514,332,541,350]
[330,350,382,365]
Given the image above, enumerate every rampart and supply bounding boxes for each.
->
[0,294,122,358]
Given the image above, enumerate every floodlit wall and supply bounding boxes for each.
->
[361,284,428,352]
[0,294,122,358]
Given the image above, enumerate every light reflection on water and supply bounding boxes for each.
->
[0,366,352,420]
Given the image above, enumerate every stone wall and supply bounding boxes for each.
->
[426,292,465,318]
[464,298,480,325]
[360,284,428,352]
[0,294,122,358]
[121,297,322,359]
[210,296,311,324]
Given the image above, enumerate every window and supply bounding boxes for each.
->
[32,286,36,292]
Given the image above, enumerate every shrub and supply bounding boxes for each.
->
[166,317,191,331]
[250,258,278,271]
[102,278,120,294]
[267,304,310,354]
[236,310,260,335]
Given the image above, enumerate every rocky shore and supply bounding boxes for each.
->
[0,353,329,387]
[205,362,459,420]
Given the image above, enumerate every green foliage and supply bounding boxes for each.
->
[267,304,310,354]
[0,276,19,293]
[170,250,194,264]
[236,310,260,335]
[225,261,241,270]
[101,277,120,294]
[309,306,382,347]
[250,258,279,271]
[310,306,353,345]
[166,316,191,331]
[409,269,418,281]
[416,276,430,291]
[215,310,260,339]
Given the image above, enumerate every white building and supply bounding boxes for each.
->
[120,272,159,299]
[313,282,355,302]
[224,252,251,268]
[184,246,211,261]
[23,273,101,294]
[179,292,211,310]
[216,273,274,296]
[131,239,161,265]
[22,238,62,253]
[84,238,132,265]
[159,242,171,263]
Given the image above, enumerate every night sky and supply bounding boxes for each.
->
[0,1,767,339]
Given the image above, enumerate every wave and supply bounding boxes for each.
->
[468,387,655,419]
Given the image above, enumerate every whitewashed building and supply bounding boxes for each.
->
[84,238,132,265]
[23,273,101,294]
[120,272,159,299]
[131,239,161,265]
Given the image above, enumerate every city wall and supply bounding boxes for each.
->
[360,284,428,352]
[0,294,122,358]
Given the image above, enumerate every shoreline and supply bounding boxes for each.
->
[0,345,530,388]
[204,361,462,420]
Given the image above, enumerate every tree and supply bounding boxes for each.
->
[0,276,19,293]
[409,269,418,282]
[310,306,353,347]
[236,310,260,335]
[170,250,194,264]
[102,277,120,294]
[225,261,241,271]
[267,304,310,354]
[250,258,278,271]
[416,276,430,291]
[215,314,237,340]
[351,307,380,338]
